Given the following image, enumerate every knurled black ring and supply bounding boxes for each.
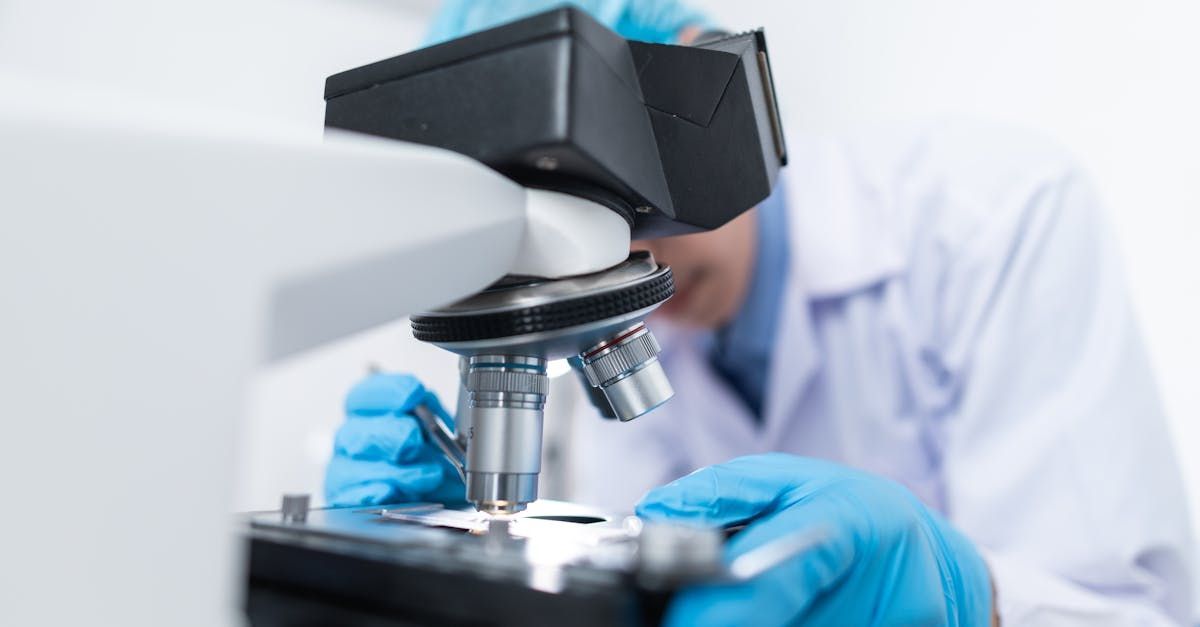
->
[411,270,674,343]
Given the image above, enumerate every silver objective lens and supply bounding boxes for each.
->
[464,355,548,514]
[578,324,674,421]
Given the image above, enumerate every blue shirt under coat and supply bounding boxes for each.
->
[709,182,790,419]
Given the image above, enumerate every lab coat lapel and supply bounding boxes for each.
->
[761,136,907,442]
[760,268,821,444]
[785,134,906,297]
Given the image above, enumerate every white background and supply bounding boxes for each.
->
[3,0,1194,539]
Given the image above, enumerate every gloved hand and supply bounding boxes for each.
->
[324,373,466,507]
[425,0,712,46]
[636,453,993,627]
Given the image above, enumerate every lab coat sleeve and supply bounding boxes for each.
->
[931,154,1196,624]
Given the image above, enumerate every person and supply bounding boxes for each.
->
[324,2,1197,625]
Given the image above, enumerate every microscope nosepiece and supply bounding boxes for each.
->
[411,252,677,514]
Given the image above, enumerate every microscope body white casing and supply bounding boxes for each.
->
[0,86,629,626]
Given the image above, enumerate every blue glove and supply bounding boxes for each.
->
[636,454,993,626]
[324,373,466,507]
[425,0,712,46]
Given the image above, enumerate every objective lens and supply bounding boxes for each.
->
[577,324,674,421]
[463,355,547,514]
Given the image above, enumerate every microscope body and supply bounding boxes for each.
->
[324,7,787,514]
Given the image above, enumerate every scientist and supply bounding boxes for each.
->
[324,1,1196,625]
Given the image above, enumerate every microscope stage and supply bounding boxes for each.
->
[243,500,682,626]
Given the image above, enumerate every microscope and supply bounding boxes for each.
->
[326,6,786,516]
[245,7,787,625]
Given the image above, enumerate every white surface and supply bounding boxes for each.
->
[0,0,434,129]
[512,189,632,278]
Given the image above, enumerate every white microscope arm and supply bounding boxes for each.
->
[0,92,626,625]
[263,130,631,360]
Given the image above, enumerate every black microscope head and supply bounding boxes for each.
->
[324,6,786,239]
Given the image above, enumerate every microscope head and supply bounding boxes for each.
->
[324,7,786,514]
[324,6,786,240]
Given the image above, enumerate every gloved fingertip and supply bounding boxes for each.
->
[638,456,812,525]
[420,391,456,431]
[345,373,425,417]
[388,460,447,497]
[635,470,724,522]
[324,458,449,505]
[325,482,395,508]
[634,497,712,521]
[334,415,425,462]
[390,416,429,463]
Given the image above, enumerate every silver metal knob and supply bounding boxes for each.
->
[280,493,310,524]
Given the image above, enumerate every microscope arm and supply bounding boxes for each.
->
[260,129,529,360]
[263,131,629,361]
[0,96,622,624]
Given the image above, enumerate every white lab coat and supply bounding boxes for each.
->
[561,119,1196,624]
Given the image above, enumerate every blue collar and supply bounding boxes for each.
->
[709,182,790,416]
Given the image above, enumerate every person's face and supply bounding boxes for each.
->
[632,209,758,329]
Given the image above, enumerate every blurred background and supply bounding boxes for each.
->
[2,0,1195,532]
